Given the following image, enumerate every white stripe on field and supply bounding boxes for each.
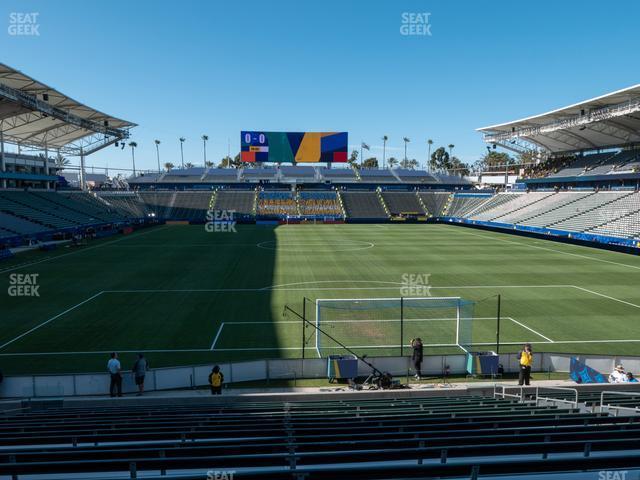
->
[0,292,105,351]
[508,318,554,343]
[0,226,168,274]
[210,323,225,350]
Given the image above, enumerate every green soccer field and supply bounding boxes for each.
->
[2,223,640,375]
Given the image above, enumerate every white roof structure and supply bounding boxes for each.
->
[478,84,640,154]
[0,63,135,155]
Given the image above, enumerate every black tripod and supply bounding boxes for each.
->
[283,304,388,389]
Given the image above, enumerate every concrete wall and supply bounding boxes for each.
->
[0,352,637,399]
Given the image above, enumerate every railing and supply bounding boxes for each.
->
[535,386,579,409]
[598,390,640,416]
[493,385,524,402]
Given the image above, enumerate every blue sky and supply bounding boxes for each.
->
[1,0,639,172]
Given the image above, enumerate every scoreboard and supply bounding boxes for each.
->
[241,131,348,163]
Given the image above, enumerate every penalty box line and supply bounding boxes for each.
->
[210,316,554,352]
[9,283,637,353]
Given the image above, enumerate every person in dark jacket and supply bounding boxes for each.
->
[208,365,224,395]
[411,338,424,380]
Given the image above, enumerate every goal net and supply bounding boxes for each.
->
[314,297,475,357]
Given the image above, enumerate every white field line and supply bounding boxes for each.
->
[571,285,640,310]
[507,318,554,343]
[5,282,636,354]
[210,323,225,350]
[0,291,105,351]
[222,317,503,324]
[455,227,640,271]
[0,226,168,275]
[102,284,574,294]
[6,339,640,356]
[168,339,640,352]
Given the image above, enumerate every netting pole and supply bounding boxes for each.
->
[315,299,321,358]
[400,297,404,357]
[496,294,501,355]
[455,299,460,348]
[302,298,306,360]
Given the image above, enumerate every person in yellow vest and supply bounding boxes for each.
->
[518,343,533,386]
[208,365,224,395]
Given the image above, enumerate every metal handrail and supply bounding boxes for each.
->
[494,385,525,402]
[599,390,640,415]
[535,386,579,409]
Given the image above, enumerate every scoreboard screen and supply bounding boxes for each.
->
[241,131,348,163]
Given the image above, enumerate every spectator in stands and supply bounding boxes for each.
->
[609,365,626,383]
[626,372,638,383]
[132,354,148,396]
[411,338,424,380]
[610,365,626,383]
[518,343,533,386]
[107,352,123,397]
[208,365,224,395]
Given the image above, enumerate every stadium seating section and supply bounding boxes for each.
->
[457,190,640,239]
[257,190,299,216]
[2,394,640,479]
[128,166,471,187]
[340,191,389,219]
[381,191,423,215]
[1,185,639,243]
[298,191,343,217]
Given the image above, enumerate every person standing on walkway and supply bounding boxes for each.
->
[208,365,224,395]
[132,354,148,396]
[518,343,533,386]
[108,352,122,397]
[411,338,424,380]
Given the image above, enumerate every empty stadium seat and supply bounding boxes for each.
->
[1,394,640,479]
[340,191,388,219]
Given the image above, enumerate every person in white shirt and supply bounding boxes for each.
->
[107,352,122,397]
[609,364,626,384]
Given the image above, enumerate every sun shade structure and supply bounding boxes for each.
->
[0,63,135,155]
[478,84,640,155]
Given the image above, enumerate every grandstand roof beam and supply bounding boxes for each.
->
[600,119,640,139]
[478,84,640,154]
[0,63,135,155]
[561,129,598,149]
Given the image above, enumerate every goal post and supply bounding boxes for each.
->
[314,297,475,357]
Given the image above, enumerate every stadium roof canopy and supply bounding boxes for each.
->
[0,63,135,156]
[478,84,640,155]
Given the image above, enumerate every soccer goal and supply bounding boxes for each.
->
[314,297,475,357]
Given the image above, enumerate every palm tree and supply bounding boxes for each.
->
[427,139,433,171]
[382,135,388,169]
[202,135,209,166]
[54,153,70,169]
[205,160,214,168]
[403,137,410,163]
[164,162,174,172]
[128,141,137,177]
[154,140,161,173]
[448,144,455,157]
[179,137,186,168]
